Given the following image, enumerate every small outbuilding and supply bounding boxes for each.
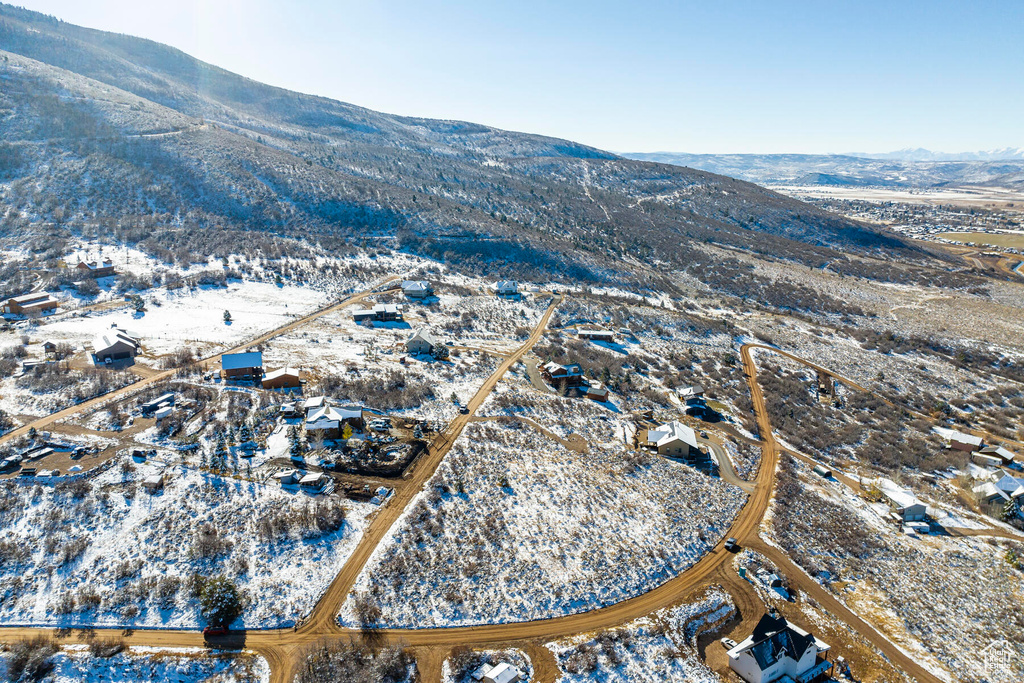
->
[142,473,164,493]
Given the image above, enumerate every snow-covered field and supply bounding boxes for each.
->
[340,421,746,628]
[0,646,269,683]
[0,459,375,629]
[39,280,331,359]
[549,588,734,683]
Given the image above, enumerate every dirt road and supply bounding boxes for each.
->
[0,279,398,447]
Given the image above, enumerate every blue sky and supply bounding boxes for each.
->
[15,0,1024,153]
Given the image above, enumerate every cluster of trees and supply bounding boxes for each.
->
[255,499,347,542]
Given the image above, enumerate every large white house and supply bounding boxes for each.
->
[494,280,519,296]
[401,280,433,299]
[645,421,700,458]
[727,612,832,683]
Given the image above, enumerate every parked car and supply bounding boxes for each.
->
[458,405,469,414]
[700,431,708,438]
[202,625,228,639]
[724,537,739,552]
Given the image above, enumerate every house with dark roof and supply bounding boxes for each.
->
[727,612,832,683]
[91,327,142,364]
[540,361,585,388]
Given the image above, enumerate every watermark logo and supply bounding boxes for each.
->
[980,639,1014,682]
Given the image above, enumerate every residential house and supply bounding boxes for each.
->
[878,480,928,522]
[973,481,1012,514]
[352,303,403,322]
[262,367,301,390]
[305,405,364,439]
[91,327,142,364]
[42,341,58,355]
[299,471,331,493]
[221,351,263,381]
[540,361,585,388]
[404,328,443,356]
[645,421,701,459]
[272,469,303,486]
[401,280,433,299]
[3,293,58,316]
[75,258,115,278]
[303,395,327,415]
[726,611,832,683]
[680,384,707,410]
[577,328,614,342]
[141,393,175,416]
[494,280,519,296]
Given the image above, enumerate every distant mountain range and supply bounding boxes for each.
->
[853,148,1024,162]
[624,152,1024,189]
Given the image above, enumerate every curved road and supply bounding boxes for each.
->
[0,339,947,683]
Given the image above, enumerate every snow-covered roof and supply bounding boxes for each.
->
[222,351,263,370]
[401,280,432,293]
[679,385,705,397]
[406,327,441,349]
[650,421,699,450]
[8,292,58,306]
[877,479,925,511]
[934,427,983,448]
[495,280,518,291]
[263,367,299,381]
[974,481,1011,502]
[303,396,326,411]
[483,663,521,683]
[991,474,1024,498]
[92,327,141,355]
[306,405,362,425]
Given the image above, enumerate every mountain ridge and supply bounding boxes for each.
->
[0,2,968,293]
